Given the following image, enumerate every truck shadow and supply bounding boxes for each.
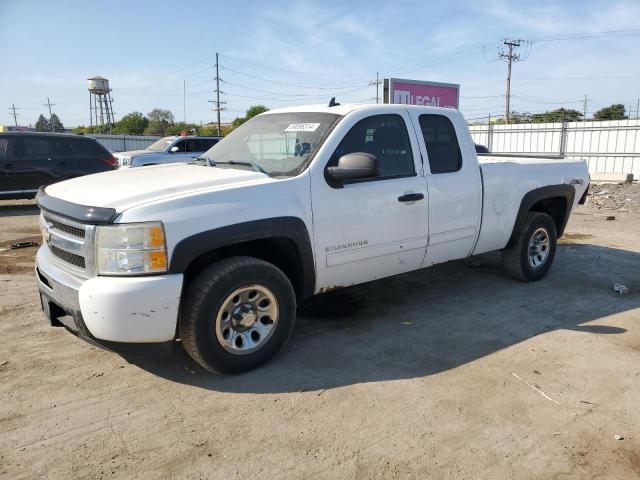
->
[126,243,639,393]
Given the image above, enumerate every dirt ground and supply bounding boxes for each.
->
[1,186,639,480]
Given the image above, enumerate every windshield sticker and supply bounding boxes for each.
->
[284,123,321,132]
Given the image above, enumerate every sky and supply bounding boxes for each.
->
[1,0,639,128]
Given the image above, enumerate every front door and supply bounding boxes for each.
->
[310,110,429,291]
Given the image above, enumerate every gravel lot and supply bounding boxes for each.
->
[1,187,639,480]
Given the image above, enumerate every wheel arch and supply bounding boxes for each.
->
[169,217,316,299]
[507,185,575,247]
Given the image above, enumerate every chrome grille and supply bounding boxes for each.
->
[40,213,96,278]
[50,245,86,268]
[44,215,86,238]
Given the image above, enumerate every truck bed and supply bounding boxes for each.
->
[472,155,589,256]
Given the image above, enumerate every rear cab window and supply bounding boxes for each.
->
[419,114,462,174]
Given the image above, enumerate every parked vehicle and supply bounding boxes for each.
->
[0,132,117,199]
[35,103,589,373]
[114,135,222,168]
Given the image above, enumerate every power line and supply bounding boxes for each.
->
[222,66,367,90]
[221,79,371,98]
[523,29,640,42]
[9,103,19,126]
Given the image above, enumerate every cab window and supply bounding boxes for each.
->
[419,115,462,174]
[172,140,186,152]
[329,114,414,180]
[23,136,52,156]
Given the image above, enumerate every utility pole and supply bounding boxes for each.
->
[43,97,56,132]
[9,103,19,126]
[583,94,588,120]
[636,98,639,119]
[368,73,382,104]
[498,39,523,124]
[215,52,221,135]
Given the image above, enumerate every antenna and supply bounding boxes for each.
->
[328,97,340,107]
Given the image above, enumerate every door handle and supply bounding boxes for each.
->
[398,193,424,202]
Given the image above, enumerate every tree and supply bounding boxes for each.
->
[230,105,269,129]
[530,108,583,123]
[492,111,531,124]
[145,108,175,135]
[49,113,64,132]
[35,114,50,132]
[164,122,200,136]
[594,104,627,121]
[114,112,149,135]
[245,105,268,119]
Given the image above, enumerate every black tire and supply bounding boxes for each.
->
[179,256,296,374]
[501,212,557,282]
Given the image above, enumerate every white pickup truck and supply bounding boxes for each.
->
[35,103,589,373]
[114,135,222,168]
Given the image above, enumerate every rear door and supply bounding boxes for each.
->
[408,111,482,266]
[19,135,57,191]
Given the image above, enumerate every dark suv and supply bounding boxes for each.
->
[0,132,117,199]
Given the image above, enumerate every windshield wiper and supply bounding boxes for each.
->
[211,160,268,175]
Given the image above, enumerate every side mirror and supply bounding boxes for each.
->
[170,146,180,153]
[326,153,379,185]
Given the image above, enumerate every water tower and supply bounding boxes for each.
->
[87,76,115,127]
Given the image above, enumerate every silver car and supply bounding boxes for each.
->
[115,136,222,168]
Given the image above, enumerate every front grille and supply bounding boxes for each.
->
[41,212,94,277]
[50,245,86,269]
[45,216,86,238]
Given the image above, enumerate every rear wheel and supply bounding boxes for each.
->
[180,256,296,374]
[501,212,557,282]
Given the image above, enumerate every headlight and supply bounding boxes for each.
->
[95,222,168,275]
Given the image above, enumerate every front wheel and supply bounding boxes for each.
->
[501,212,557,282]
[180,256,296,374]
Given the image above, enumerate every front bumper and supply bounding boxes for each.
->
[36,245,183,344]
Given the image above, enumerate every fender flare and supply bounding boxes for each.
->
[169,217,316,297]
[508,184,575,246]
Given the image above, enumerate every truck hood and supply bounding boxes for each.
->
[45,163,271,211]
[113,149,153,158]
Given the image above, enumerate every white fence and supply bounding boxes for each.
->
[87,120,640,177]
[88,134,161,152]
[469,119,640,178]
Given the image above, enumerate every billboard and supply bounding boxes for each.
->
[383,78,459,109]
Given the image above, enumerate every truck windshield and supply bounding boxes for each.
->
[146,137,176,152]
[200,112,340,177]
